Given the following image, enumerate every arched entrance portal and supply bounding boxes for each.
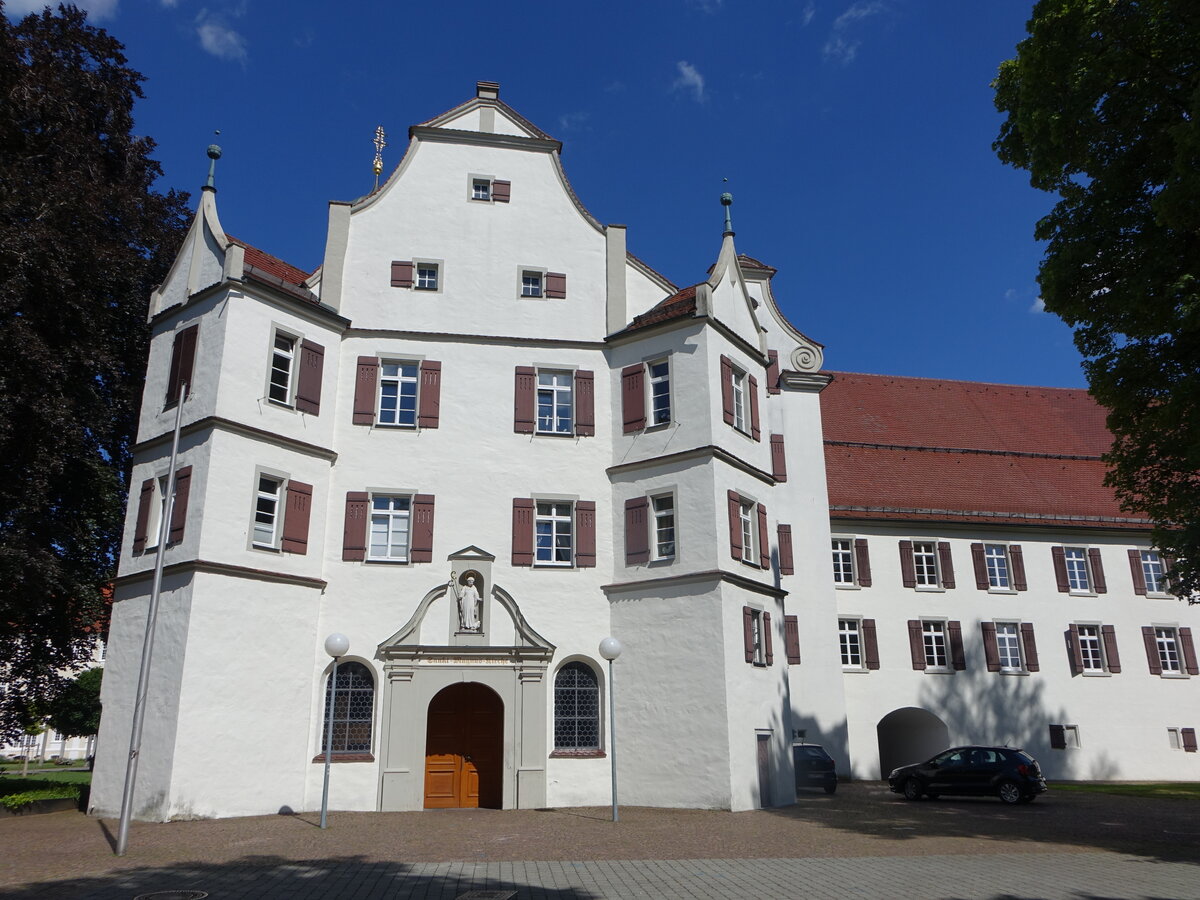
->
[424,683,503,809]
[876,707,949,779]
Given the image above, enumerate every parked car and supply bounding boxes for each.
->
[888,745,1046,805]
[794,744,838,794]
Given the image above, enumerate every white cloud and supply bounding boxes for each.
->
[672,61,706,102]
[557,111,590,132]
[160,0,179,8]
[801,1,816,26]
[823,1,886,65]
[4,0,118,19]
[1031,296,1046,313]
[822,35,859,64]
[196,12,247,62]
[832,0,885,29]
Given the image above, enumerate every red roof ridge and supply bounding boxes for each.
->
[824,370,1093,396]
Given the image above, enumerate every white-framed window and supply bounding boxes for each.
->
[1077,624,1105,672]
[1168,727,1183,750]
[267,331,297,406]
[535,501,574,566]
[252,474,283,548]
[1156,627,1182,674]
[922,620,949,670]
[536,371,574,434]
[415,262,439,291]
[732,368,748,433]
[913,541,939,587]
[839,619,862,668]
[1141,550,1168,594]
[378,361,419,427]
[648,359,671,426]
[369,495,411,562]
[472,178,491,201]
[652,494,675,560]
[738,499,755,564]
[995,622,1023,672]
[521,270,543,297]
[750,608,767,666]
[832,538,855,585]
[1064,546,1091,592]
[984,543,1011,589]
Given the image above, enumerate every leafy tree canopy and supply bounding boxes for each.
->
[47,666,102,738]
[994,0,1200,599]
[0,2,189,740]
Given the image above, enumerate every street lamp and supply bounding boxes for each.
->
[320,632,349,829]
[598,636,622,823]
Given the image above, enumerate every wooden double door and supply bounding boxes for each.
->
[423,682,503,809]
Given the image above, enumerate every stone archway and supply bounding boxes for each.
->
[876,707,949,779]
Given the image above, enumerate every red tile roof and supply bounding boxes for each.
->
[225,235,313,287]
[820,372,1148,528]
[619,284,698,334]
[736,253,776,274]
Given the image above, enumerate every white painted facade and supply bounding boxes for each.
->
[90,83,1198,822]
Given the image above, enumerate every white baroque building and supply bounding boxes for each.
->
[90,83,1199,822]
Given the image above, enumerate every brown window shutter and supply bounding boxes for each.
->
[1128,549,1147,595]
[167,324,198,403]
[1021,623,1040,672]
[862,619,880,670]
[784,615,801,664]
[491,179,511,202]
[757,503,769,569]
[575,501,596,568]
[574,370,595,436]
[937,542,955,588]
[390,260,413,288]
[281,480,313,555]
[353,356,379,425]
[764,611,774,665]
[418,360,442,428]
[621,364,646,433]
[511,498,534,566]
[743,607,755,663]
[1142,626,1163,674]
[766,349,781,395]
[133,478,154,554]
[770,434,787,482]
[907,620,925,670]
[854,538,872,587]
[720,355,735,425]
[342,491,369,561]
[1051,546,1069,592]
[1182,728,1198,753]
[1066,625,1083,675]
[971,543,988,590]
[1088,548,1107,593]
[409,494,436,563]
[513,366,536,434]
[545,272,567,299]
[1049,724,1066,750]
[727,490,743,561]
[1010,544,1028,590]
[167,466,192,545]
[748,375,761,441]
[777,524,794,576]
[899,540,916,588]
[949,621,966,670]
[1101,625,1121,673]
[981,622,1000,672]
[1181,627,1199,675]
[624,497,650,565]
[295,340,324,415]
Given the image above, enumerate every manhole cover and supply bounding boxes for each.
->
[456,892,517,900]
[133,892,208,900]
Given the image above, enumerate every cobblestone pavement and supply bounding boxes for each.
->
[3,783,1198,899]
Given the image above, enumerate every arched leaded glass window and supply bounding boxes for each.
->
[554,661,600,751]
[322,661,374,755]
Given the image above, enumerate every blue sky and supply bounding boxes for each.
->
[9,0,1084,387]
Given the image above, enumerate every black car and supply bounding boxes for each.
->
[887,745,1047,804]
[794,744,838,794]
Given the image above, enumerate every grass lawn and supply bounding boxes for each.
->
[0,770,90,811]
[1050,781,1200,800]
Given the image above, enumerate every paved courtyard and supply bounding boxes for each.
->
[2,783,1197,899]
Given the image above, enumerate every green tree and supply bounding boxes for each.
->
[994,0,1200,600]
[0,2,189,741]
[47,666,103,738]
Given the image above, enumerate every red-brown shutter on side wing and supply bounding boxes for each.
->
[777,524,794,575]
[410,494,436,563]
[1101,625,1121,673]
[281,480,313,554]
[1021,623,1040,672]
[1088,548,1107,593]
[899,540,916,588]
[1066,625,1083,675]
[971,543,988,590]
[743,607,755,663]
[981,622,1000,672]
[1182,728,1198,752]
[757,503,770,569]
[937,542,956,588]
[624,497,650,565]
[1010,544,1028,590]
[295,340,324,415]
[342,492,369,561]
[514,366,536,434]
[574,370,595,436]
[1128,549,1147,595]
[770,434,787,482]
[1051,546,1069,592]
[784,615,801,664]
[1049,725,1066,750]
[167,324,198,403]
[390,260,413,288]
[511,498,534,566]
[545,272,567,299]
[854,538,872,586]
[764,611,774,665]
[1142,626,1163,674]
[727,490,743,561]
[862,619,880,670]
[418,360,442,428]
[621,364,646,433]
[907,620,925,670]
[720,356,735,425]
[575,501,597,568]
[133,478,154,554]
[167,466,192,545]
[1181,627,1200,675]
[948,621,966,670]
[353,356,379,425]
[748,375,761,441]
[491,180,511,202]
[766,349,781,395]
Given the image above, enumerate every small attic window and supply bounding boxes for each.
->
[472,179,491,201]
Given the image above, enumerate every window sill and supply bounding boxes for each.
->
[312,753,375,763]
[998,670,1030,677]
[1160,672,1190,679]
[834,583,861,590]
[251,543,280,553]
[842,667,870,674]
[915,586,946,593]
[987,588,1018,595]
[533,430,576,438]
[366,558,410,565]
[1068,590,1097,598]
[647,557,675,567]
[923,668,954,675]
[1081,671,1112,677]
[549,749,606,759]
[372,422,418,430]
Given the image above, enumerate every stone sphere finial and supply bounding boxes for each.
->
[207,143,223,161]
[720,191,733,206]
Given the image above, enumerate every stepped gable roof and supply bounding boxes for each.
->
[619,284,698,334]
[820,371,1148,529]
[225,236,312,287]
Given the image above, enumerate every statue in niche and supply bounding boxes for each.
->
[449,570,483,632]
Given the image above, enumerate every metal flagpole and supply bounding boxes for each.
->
[320,656,339,828]
[116,384,186,856]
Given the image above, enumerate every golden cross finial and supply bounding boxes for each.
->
[372,125,386,189]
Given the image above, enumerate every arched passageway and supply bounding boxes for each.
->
[876,707,949,779]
